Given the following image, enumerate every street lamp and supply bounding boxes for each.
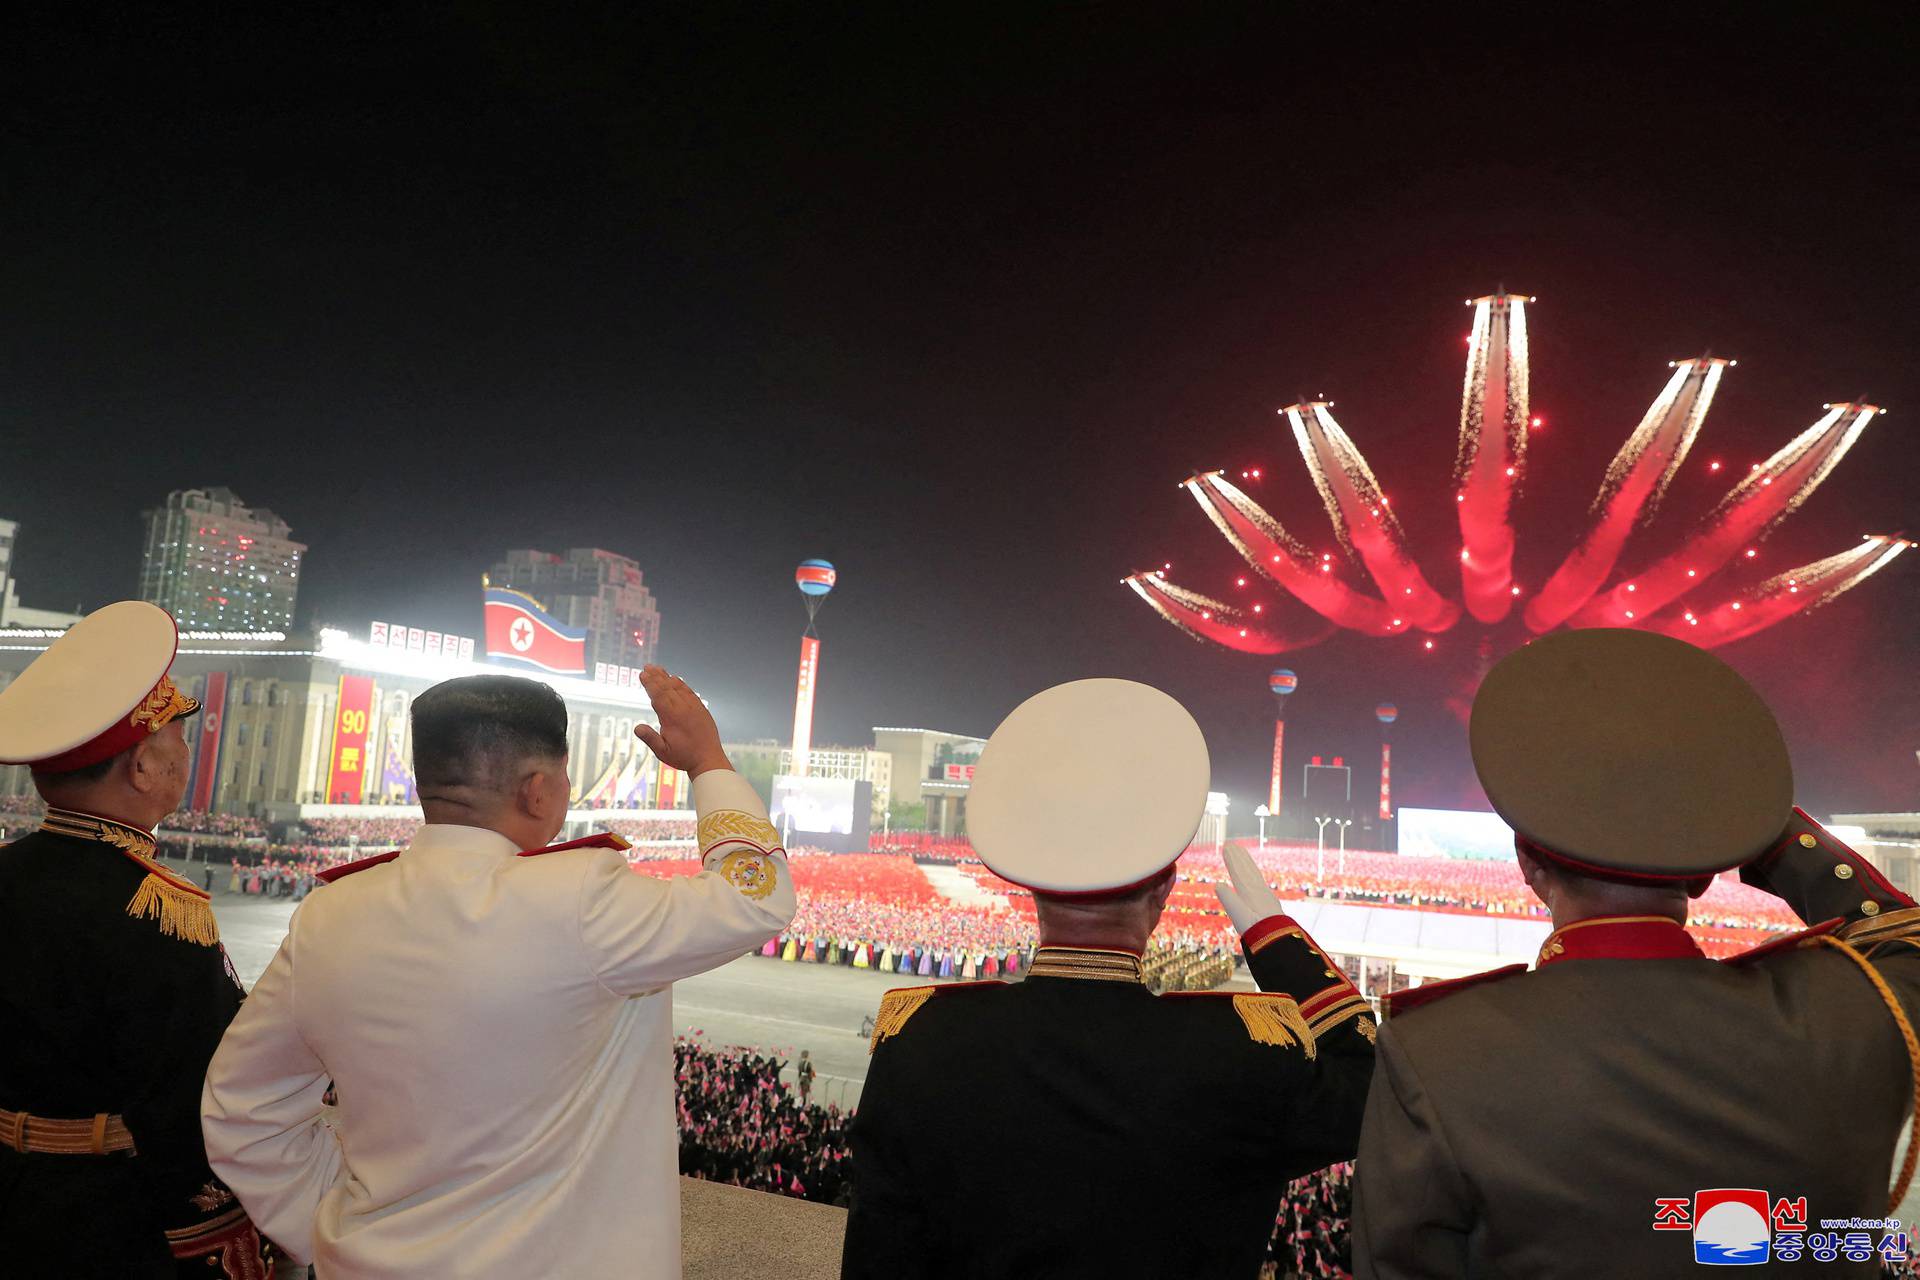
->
[1336,819,1354,892]
[1313,815,1332,882]
[1254,804,1270,850]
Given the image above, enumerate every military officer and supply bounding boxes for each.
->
[843,678,1376,1279]
[0,601,270,1276]
[1353,628,1920,1278]
[201,665,796,1278]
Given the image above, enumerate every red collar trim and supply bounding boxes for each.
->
[1536,915,1703,967]
[314,850,401,884]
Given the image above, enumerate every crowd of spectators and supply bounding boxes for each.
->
[1267,1165,1352,1278]
[295,815,422,846]
[674,1036,851,1205]
[221,848,364,898]
[601,816,697,844]
[163,810,269,838]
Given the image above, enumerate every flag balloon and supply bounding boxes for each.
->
[795,559,837,597]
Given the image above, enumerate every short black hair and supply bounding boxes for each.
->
[411,675,568,793]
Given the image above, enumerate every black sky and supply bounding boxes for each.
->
[4,4,1917,821]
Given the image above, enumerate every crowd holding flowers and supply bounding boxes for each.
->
[674,1037,852,1205]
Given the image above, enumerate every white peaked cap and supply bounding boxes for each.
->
[968,678,1210,895]
[0,601,197,771]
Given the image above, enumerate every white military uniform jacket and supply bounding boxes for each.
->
[200,770,795,1278]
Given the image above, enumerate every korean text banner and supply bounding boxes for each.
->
[326,674,376,803]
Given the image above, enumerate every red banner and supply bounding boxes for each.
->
[1269,719,1286,815]
[189,672,228,811]
[790,635,820,777]
[325,675,376,803]
[1379,742,1392,820]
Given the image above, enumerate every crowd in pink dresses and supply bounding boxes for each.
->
[223,848,366,898]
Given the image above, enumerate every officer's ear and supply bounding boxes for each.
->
[1515,847,1552,901]
[515,757,570,822]
[125,733,172,797]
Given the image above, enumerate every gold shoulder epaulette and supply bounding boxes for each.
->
[41,808,219,946]
[1230,992,1317,1057]
[869,986,936,1054]
[123,859,219,946]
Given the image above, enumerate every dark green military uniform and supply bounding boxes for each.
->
[844,921,1376,1279]
[1353,629,1920,1279]
[0,811,265,1277]
[1355,817,1919,1278]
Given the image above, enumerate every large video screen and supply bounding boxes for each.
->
[771,775,858,835]
[1397,807,1516,861]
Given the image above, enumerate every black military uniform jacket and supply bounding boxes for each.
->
[0,812,265,1277]
[843,917,1376,1279]
[1354,819,1920,1279]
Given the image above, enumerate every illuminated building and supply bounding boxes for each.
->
[0,626,670,818]
[139,488,305,631]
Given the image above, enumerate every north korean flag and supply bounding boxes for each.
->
[484,588,588,675]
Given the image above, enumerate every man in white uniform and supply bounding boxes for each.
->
[201,665,795,1278]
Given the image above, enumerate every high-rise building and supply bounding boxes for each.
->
[484,548,662,670]
[139,488,305,631]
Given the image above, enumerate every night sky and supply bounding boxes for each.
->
[4,6,1916,822]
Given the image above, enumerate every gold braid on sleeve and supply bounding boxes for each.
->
[1813,935,1920,1211]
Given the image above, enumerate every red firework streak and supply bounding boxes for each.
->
[1132,291,1906,662]
[1454,293,1531,623]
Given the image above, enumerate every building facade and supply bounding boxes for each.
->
[872,726,987,836]
[0,624,678,819]
[484,548,662,671]
[139,488,306,631]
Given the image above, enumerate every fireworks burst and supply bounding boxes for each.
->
[1126,291,1909,658]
